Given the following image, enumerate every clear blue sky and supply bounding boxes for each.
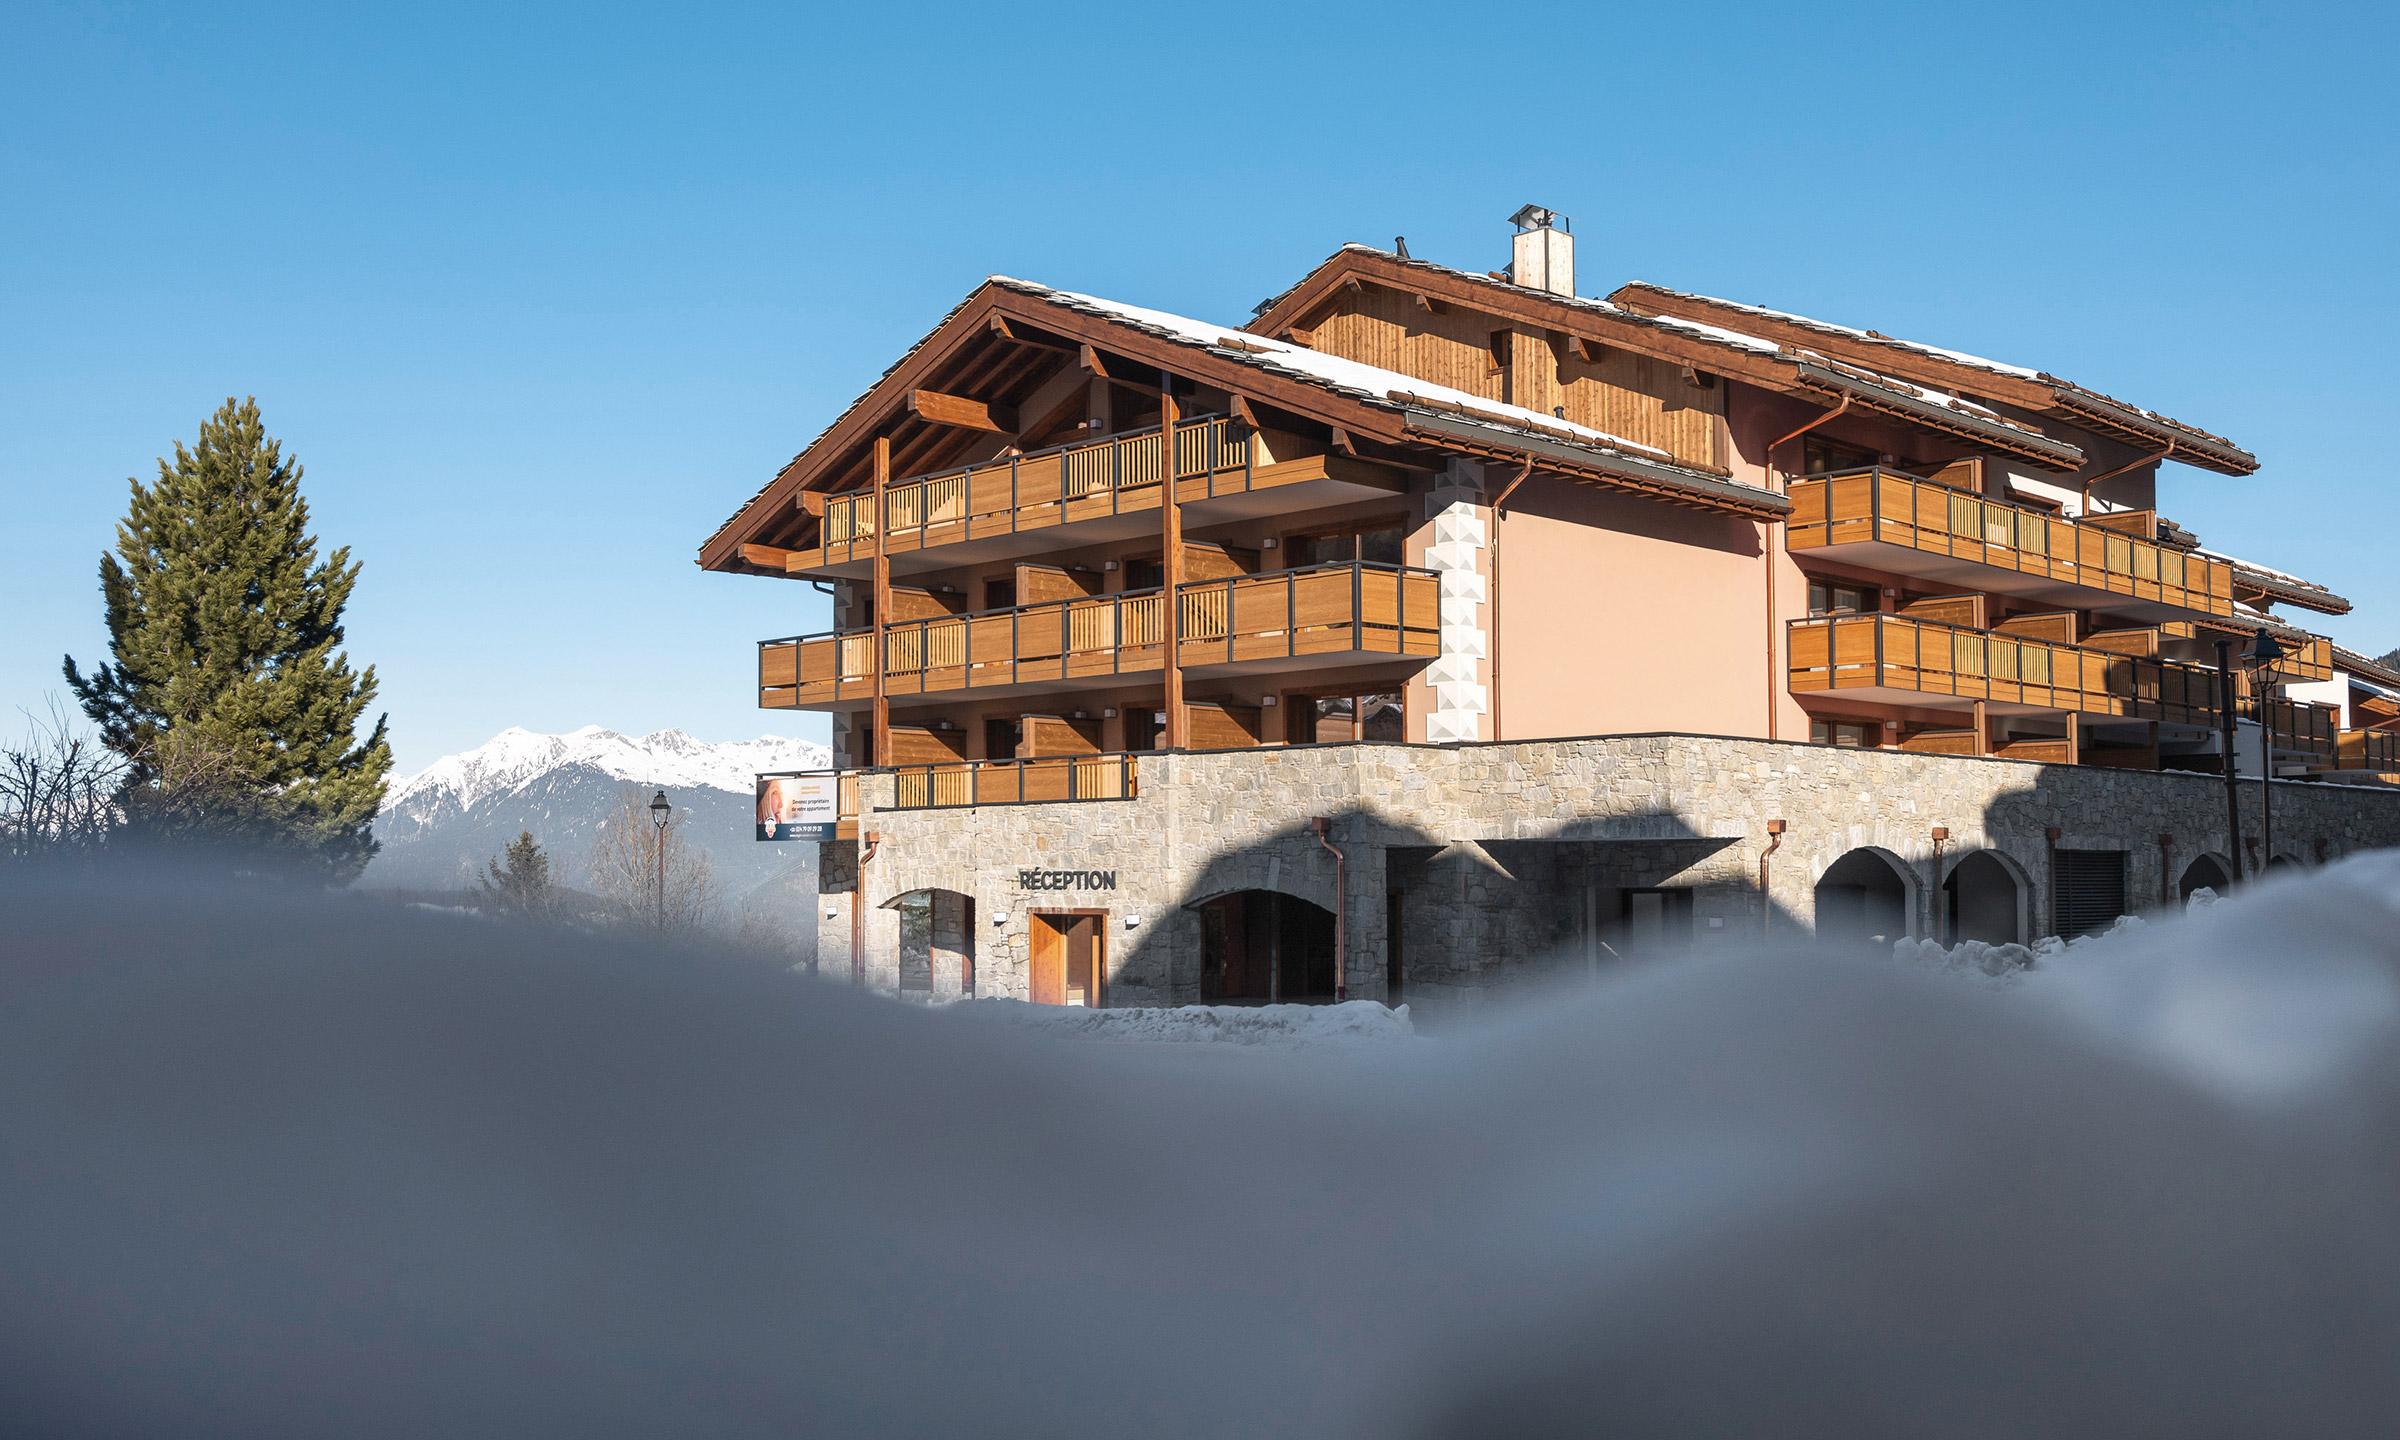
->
[7,1,2396,776]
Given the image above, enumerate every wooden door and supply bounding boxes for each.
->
[1029,912,1103,1007]
[1029,915,1064,1005]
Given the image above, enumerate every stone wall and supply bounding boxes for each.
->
[812,737,2400,1017]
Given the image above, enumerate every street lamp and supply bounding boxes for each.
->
[2241,627,2285,876]
[648,789,672,926]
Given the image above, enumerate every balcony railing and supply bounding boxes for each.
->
[800,417,1256,570]
[888,752,1140,810]
[1788,468,2234,619]
[1790,612,2227,726]
[2334,729,2400,772]
[757,562,1439,709]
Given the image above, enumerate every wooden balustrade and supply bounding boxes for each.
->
[809,417,1254,565]
[757,562,1437,709]
[1788,468,2234,618]
[2334,729,2400,772]
[1789,612,2227,725]
[888,753,1140,810]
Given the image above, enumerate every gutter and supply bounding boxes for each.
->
[1790,360,2086,471]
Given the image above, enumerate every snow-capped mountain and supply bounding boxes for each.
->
[384,725,826,816]
[367,728,832,918]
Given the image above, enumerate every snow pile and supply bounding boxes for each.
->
[385,726,831,813]
[955,998,1415,1047]
[9,853,2400,1435]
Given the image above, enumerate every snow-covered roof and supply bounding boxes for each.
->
[1003,279,1674,460]
[2333,645,2400,692]
[2196,548,2353,615]
[1264,246,2082,467]
[1609,282,2257,473]
[988,277,1788,514]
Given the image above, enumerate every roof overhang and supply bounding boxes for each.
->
[1609,281,2258,476]
[1399,410,1791,520]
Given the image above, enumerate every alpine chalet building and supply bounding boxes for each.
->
[706,211,2400,1013]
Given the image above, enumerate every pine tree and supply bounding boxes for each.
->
[63,397,392,880]
[478,831,555,915]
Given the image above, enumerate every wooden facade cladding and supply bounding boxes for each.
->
[757,562,1440,710]
[1788,468,2234,620]
[1302,282,1729,469]
[2161,619,2337,683]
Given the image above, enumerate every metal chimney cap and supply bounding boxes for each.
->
[1510,204,1567,233]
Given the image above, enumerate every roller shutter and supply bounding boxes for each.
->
[2053,849,2128,938]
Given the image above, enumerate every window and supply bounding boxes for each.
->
[1807,581,1875,616]
[1810,718,1879,749]
[1803,437,1879,476]
[1123,556,1164,591]
[1292,690,1405,744]
[1283,521,1406,569]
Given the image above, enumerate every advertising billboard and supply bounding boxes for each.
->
[756,773,839,842]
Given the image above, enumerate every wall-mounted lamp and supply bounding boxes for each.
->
[1262,537,1279,549]
[1260,695,1278,707]
[1124,915,1142,929]
[991,912,1009,928]
[823,906,839,920]
[1103,707,1119,719]
[1103,559,1120,572]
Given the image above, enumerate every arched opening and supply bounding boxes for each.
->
[2178,854,2231,903]
[888,888,976,998]
[1193,890,1337,1004]
[1941,850,2023,945]
[2266,855,2299,873]
[1815,848,1915,946]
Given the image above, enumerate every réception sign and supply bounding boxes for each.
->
[1017,868,1118,892]
[757,774,839,842]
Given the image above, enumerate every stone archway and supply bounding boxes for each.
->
[1814,848,1917,946]
[883,887,977,999]
[1941,850,2027,945]
[1187,889,1337,1004]
[2178,853,2232,903]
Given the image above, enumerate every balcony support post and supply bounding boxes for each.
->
[2215,639,2245,885]
[1764,394,1854,740]
[1161,379,1186,749]
[871,436,892,767]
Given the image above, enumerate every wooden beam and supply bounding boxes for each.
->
[1227,393,1259,429]
[738,542,798,570]
[1161,384,1185,751]
[1329,427,1359,458]
[906,388,1017,434]
[796,491,829,517]
[871,436,891,768]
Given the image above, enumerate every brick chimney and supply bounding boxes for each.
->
[1508,205,1573,297]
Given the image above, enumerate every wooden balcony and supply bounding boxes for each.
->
[889,752,1139,811]
[2331,729,2400,773]
[1788,468,2234,621]
[758,562,1439,709]
[776,418,1404,579]
[1790,612,2227,726]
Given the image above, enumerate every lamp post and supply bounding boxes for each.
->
[2241,627,2285,876]
[648,789,672,927]
[2213,639,2243,885]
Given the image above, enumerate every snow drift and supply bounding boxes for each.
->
[5,855,2400,1437]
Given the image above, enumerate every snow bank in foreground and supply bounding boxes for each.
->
[953,998,1414,1046]
[7,853,2400,1437]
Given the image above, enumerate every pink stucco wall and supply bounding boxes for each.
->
[1493,477,1779,741]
